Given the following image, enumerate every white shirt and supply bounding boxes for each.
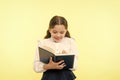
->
[33,37,79,73]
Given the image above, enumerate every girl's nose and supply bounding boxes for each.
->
[56,33,61,37]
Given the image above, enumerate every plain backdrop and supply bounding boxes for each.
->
[0,0,120,80]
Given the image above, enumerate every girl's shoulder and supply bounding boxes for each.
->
[38,38,51,42]
[37,38,51,45]
[62,37,76,45]
[64,37,75,42]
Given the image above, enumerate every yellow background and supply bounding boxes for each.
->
[0,0,120,80]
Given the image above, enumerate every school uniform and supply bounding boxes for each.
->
[34,37,78,80]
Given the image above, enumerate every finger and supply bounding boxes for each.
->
[57,63,66,69]
[49,57,53,63]
[62,50,67,54]
[60,63,66,67]
[57,60,64,65]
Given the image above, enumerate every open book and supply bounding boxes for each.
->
[38,47,75,69]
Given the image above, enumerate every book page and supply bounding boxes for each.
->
[40,46,55,54]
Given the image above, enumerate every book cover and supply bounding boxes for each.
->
[38,47,74,69]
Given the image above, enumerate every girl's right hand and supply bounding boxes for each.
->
[43,57,66,70]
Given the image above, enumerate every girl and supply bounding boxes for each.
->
[34,15,78,80]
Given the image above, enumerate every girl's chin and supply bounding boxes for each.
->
[54,39,62,42]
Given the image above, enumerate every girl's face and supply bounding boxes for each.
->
[49,25,67,42]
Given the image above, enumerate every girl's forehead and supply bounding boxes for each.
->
[51,25,66,30]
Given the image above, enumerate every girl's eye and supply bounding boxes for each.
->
[60,31,64,34]
[52,31,65,34]
[53,31,57,34]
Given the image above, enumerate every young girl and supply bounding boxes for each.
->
[33,15,78,80]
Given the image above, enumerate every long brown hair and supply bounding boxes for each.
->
[44,16,71,39]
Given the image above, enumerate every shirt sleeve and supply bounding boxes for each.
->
[69,38,79,71]
[33,40,46,73]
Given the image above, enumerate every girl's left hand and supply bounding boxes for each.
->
[62,50,67,54]
[43,57,66,70]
